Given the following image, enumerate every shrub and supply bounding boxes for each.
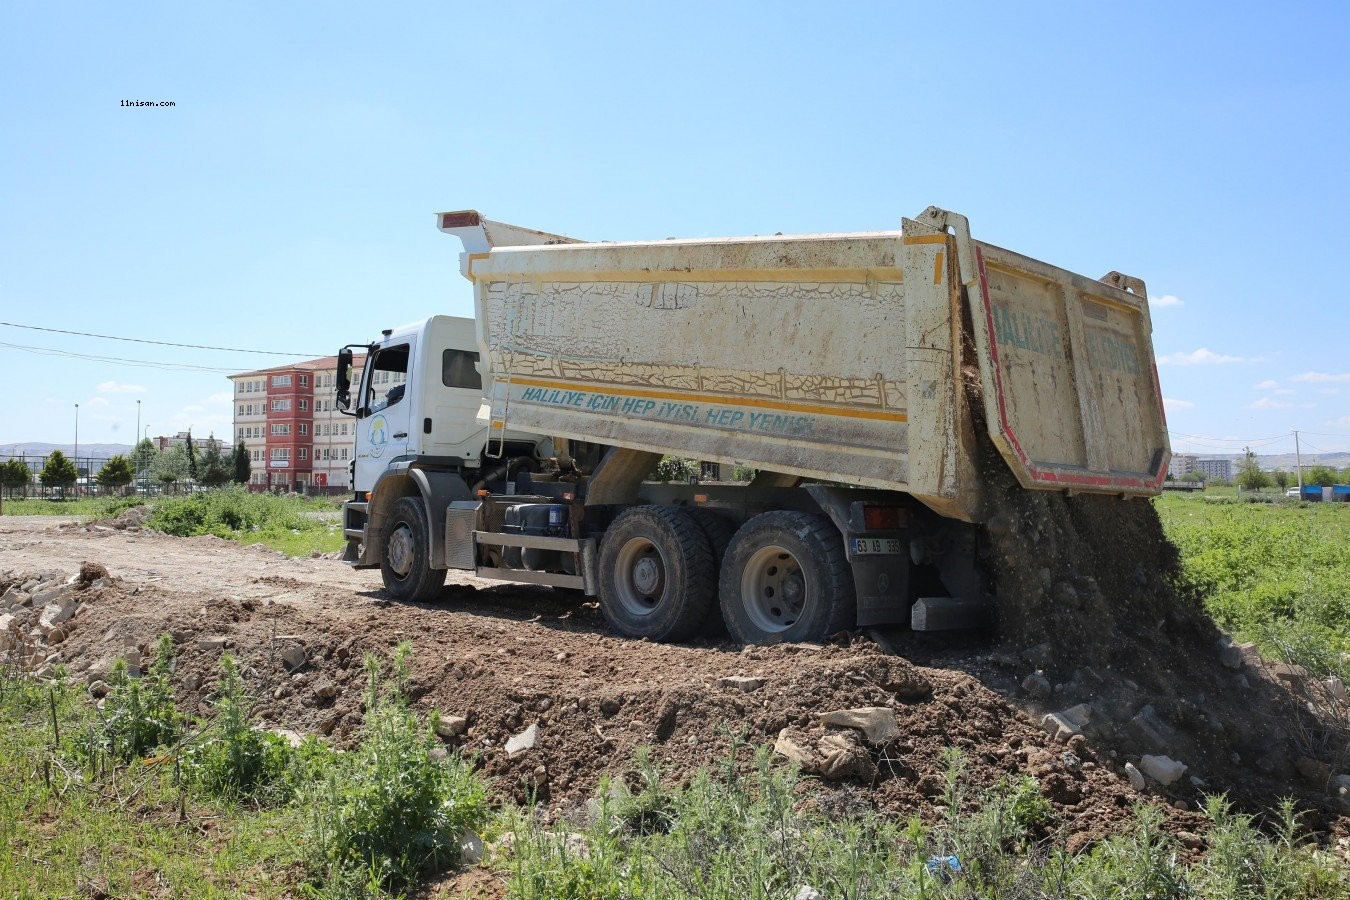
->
[302,644,487,893]
[183,653,293,801]
[76,634,182,765]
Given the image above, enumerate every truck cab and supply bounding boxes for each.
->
[339,315,552,579]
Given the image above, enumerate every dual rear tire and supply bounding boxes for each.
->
[598,506,854,645]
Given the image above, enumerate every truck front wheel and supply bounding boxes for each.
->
[380,496,447,603]
[599,505,714,641]
[719,511,855,645]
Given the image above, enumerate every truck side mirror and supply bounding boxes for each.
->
[335,348,353,412]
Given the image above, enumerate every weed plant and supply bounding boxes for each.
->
[301,643,488,895]
[74,634,182,767]
[183,653,297,802]
[502,748,1347,900]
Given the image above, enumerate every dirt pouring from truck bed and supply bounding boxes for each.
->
[0,511,1347,859]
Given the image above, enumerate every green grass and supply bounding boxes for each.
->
[0,495,142,518]
[1155,493,1350,674]
[0,487,345,558]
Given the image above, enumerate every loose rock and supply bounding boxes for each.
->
[717,675,765,693]
[1140,754,1187,786]
[506,723,540,756]
[1125,761,1146,791]
[818,707,900,745]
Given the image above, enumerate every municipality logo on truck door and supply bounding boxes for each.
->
[368,415,389,458]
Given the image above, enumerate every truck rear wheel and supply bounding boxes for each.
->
[380,496,447,603]
[599,505,715,641]
[682,506,737,637]
[719,511,855,645]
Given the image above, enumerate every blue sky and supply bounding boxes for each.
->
[2,2,1347,457]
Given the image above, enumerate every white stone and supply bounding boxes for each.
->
[459,828,485,865]
[818,707,900,745]
[1327,676,1346,702]
[1125,762,1146,791]
[198,636,229,651]
[1140,754,1187,786]
[794,888,824,900]
[505,723,539,756]
[773,729,817,770]
[717,675,765,692]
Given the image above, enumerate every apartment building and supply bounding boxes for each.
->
[230,355,371,491]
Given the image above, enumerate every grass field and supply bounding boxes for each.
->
[1154,493,1350,674]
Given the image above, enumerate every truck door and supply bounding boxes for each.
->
[354,342,412,491]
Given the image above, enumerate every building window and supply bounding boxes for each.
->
[271,398,292,412]
[299,423,309,435]
[299,448,308,460]
[299,374,309,387]
[271,424,291,436]
[237,428,244,439]
[299,399,309,411]
[272,375,292,388]
[340,448,348,460]
[271,448,290,460]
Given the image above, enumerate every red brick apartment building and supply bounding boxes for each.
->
[229,355,369,492]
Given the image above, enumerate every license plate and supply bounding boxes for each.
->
[851,537,903,556]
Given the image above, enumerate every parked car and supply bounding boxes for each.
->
[1286,487,1301,498]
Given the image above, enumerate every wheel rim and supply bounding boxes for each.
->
[613,536,667,617]
[386,523,415,578]
[740,544,805,633]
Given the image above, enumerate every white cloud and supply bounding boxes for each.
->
[1157,347,1262,366]
[1163,397,1195,411]
[1329,416,1350,428]
[1255,380,1279,389]
[96,381,147,394]
[1271,388,1296,396]
[86,397,110,408]
[1149,294,1183,308]
[1247,397,1291,410]
[1290,371,1350,383]
[1319,387,1340,395]
[207,391,233,403]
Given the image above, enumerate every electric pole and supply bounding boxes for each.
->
[1293,430,1303,489]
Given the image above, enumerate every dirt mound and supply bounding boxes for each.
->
[975,437,1347,832]
[1,511,1346,856]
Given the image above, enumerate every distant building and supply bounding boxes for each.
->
[228,355,368,491]
[153,431,226,454]
[1168,454,1198,479]
[1195,458,1233,481]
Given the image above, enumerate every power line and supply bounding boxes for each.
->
[0,321,322,358]
[0,341,238,373]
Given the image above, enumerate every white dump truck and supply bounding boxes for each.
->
[337,207,1169,644]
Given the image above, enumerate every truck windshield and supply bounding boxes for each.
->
[366,344,409,413]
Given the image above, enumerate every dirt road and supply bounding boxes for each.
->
[2,515,1345,854]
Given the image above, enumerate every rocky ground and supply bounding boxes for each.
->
[1,511,1347,863]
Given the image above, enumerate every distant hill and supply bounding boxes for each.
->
[0,442,134,460]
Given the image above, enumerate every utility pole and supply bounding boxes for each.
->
[1294,430,1303,489]
[135,400,141,490]
[74,403,79,473]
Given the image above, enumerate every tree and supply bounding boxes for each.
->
[199,438,232,487]
[40,450,78,497]
[0,459,31,497]
[1272,469,1290,490]
[231,442,251,485]
[1304,465,1337,487]
[185,432,198,481]
[1178,470,1206,483]
[132,438,157,480]
[152,443,190,488]
[95,454,134,491]
[1237,449,1270,492]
